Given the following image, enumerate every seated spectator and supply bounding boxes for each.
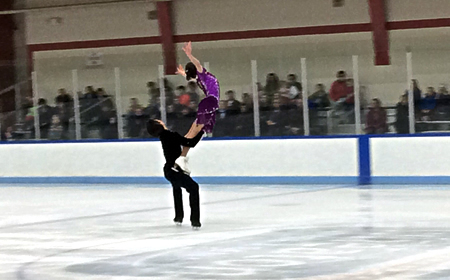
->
[127,98,145,138]
[435,84,450,120]
[38,98,54,139]
[309,84,330,108]
[55,92,73,140]
[420,87,437,121]
[395,94,409,134]
[145,96,161,120]
[365,98,387,134]
[98,105,118,139]
[147,81,159,104]
[264,73,280,105]
[265,98,287,136]
[162,78,175,106]
[214,100,230,137]
[235,104,254,137]
[278,81,292,110]
[259,92,272,112]
[242,93,253,112]
[287,74,302,99]
[330,70,354,123]
[225,90,241,115]
[49,115,62,139]
[412,79,422,113]
[176,86,191,107]
[288,98,304,135]
[187,81,200,105]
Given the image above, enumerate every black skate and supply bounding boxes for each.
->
[191,221,201,230]
[173,217,183,226]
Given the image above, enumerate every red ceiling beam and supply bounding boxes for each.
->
[368,0,390,65]
[157,1,177,75]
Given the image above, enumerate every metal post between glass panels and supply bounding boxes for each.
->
[353,55,362,134]
[251,60,260,137]
[32,71,40,140]
[301,58,309,136]
[72,70,82,140]
[406,51,415,134]
[159,65,167,125]
[114,67,125,139]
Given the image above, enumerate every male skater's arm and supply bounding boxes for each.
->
[175,130,204,148]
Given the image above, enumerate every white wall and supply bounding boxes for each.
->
[371,137,450,177]
[173,0,370,35]
[386,0,450,21]
[0,138,358,178]
[26,1,158,44]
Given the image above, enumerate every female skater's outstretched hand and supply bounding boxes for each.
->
[176,64,186,77]
[182,42,192,56]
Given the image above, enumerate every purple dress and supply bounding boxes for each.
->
[195,68,220,133]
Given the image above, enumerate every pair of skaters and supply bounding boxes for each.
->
[147,42,220,229]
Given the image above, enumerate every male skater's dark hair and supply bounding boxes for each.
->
[147,119,164,137]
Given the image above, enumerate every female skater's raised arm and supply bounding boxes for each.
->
[182,42,203,73]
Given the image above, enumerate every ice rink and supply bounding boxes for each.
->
[1,184,450,280]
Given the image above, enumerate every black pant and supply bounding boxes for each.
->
[164,166,200,223]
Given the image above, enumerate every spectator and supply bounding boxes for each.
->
[266,98,286,136]
[162,78,175,106]
[55,88,72,104]
[54,90,73,140]
[242,93,253,112]
[412,79,422,110]
[287,74,302,99]
[147,81,159,104]
[330,71,353,103]
[187,81,200,105]
[38,98,54,139]
[365,98,387,134]
[145,96,161,120]
[264,73,280,105]
[259,92,271,111]
[235,104,254,137]
[288,98,304,135]
[309,84,330,108]
[177,85,190,107]
[166,104,180,131]
[213,100,229,137]
[84,86,97,99]
[98,105,118,139]
[127,98,145,138]
[225,90,241,115]
[330,70,354,123]
[436,84,450,120]
[97,88,114,109]
[278,81,292,110]
[420,87,437,121]
[395,94,409,134]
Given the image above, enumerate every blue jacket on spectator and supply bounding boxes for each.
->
[420,95,436,110]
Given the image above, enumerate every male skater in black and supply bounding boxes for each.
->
[147,119,204,229]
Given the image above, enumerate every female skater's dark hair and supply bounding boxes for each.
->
[185,62,197,81]
[147,119,164,137]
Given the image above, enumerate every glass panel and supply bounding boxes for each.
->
[412,48,450,134]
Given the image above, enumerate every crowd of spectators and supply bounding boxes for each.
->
[3,86,118,140]
[4,71,450,141]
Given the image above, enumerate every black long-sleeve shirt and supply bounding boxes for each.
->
[159,129,203,168]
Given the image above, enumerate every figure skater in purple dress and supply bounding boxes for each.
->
[174,42,220,174]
